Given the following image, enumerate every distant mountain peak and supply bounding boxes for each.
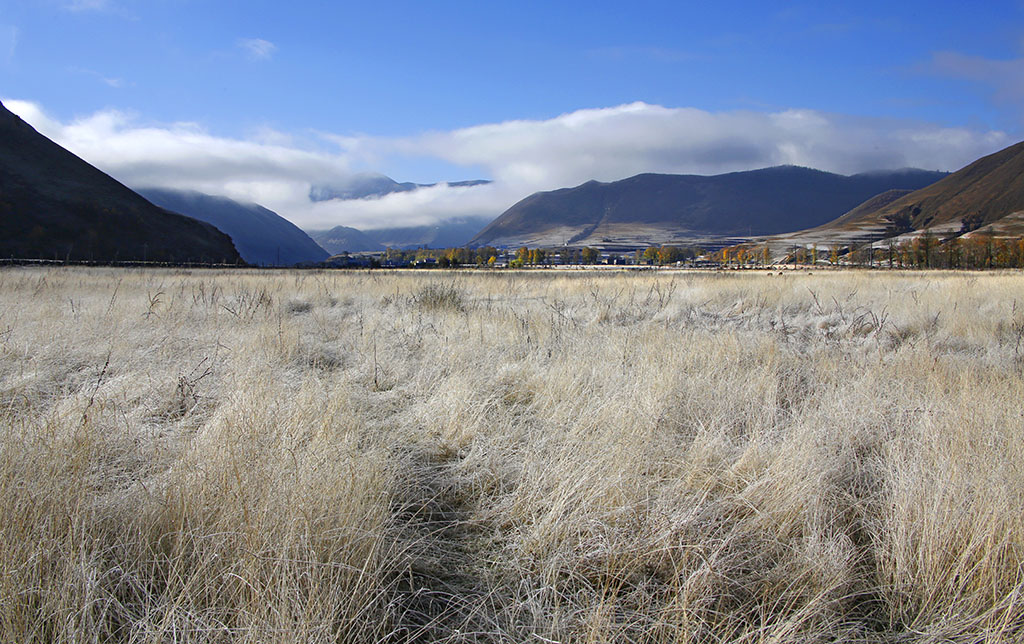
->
[306,225,383,253]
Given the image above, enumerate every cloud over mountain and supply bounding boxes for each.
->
[378,103,1010,187]
[4,100,1013,232]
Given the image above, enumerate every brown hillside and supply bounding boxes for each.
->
[816,140,1024,238]
[818,189,914,230]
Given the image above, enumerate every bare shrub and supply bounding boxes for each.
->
[411,282,467,312]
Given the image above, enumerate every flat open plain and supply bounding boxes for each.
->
[1,267,1022,643]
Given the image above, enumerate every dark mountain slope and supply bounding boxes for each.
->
[138,188,328,266]
[0,101,240,263]
[470,166,946,247]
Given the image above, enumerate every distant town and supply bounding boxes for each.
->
[324,233,1024,271]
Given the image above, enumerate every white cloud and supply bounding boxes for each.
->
[4,100,358,228]
[3,99,1013,233]
[306,182,520,230]
[237,38,277,61]
[370,103,1011,189]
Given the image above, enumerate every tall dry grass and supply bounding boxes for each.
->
[0,266,1022,643]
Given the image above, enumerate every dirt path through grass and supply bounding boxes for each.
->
[390,446,496,642]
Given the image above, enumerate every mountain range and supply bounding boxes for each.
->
[0,100,241,264]
[6,91,1022,264]
[470,166,948,248]
[308,216,492,253]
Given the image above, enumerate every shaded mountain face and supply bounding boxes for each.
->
[138,188,328,266]
[309,173,491,201]
[0,101,241,264]
[308,226,384,254]
[804,140,1024,242]
[470,166,947,248]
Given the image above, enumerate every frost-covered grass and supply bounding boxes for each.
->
[1,266,1022,643]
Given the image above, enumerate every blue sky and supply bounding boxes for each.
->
[2,0,1023,229]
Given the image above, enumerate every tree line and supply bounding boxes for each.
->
[372,233,1024,270]
[718,233,1024,269]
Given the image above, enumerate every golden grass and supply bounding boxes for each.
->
[1,266,1022,643]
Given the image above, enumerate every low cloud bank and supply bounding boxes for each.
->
[5,99,1012,231]
[383,103,1010,186]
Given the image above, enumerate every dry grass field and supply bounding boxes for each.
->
[1,266,1023,643]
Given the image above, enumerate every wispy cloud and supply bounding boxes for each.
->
[71,67,128,88]
[4,99,1012,232]
[1,25,17,65]
[237,38,277,61]
[930,50,1024,104]
[64,0,110,12]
